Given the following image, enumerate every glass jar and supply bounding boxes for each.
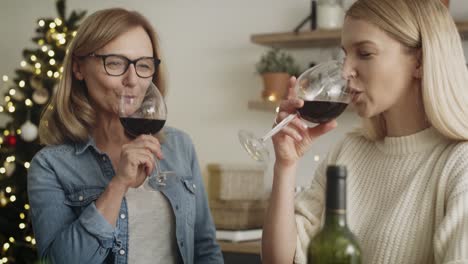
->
[317,0,345,29]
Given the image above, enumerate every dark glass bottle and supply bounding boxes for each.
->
[307,165,361,264]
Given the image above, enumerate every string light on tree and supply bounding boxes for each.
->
[54,18,63,26]
[25,99,33,107]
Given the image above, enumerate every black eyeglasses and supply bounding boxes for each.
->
[87,53,161,78]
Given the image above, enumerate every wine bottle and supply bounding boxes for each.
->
[307,165,361,264]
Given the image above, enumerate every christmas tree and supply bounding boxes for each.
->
[0,1,85,263]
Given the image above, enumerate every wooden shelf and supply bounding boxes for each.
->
[218,240,261,255]
[251,21,468,49]
[251,29,341,48]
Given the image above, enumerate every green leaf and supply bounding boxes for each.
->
[256,48,301,76]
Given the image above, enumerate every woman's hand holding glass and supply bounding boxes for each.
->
[239,60,349,163]
[113,135,163,189]
[272,77,338,167]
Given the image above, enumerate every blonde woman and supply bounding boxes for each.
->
[262,0,468,263]
[27,8,222,264]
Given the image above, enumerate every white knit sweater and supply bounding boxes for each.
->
[295,127,468,264]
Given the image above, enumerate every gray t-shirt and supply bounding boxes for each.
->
[126,185,179,263]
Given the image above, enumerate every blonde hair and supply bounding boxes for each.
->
[347,0,468,141]
[39,8,167,145]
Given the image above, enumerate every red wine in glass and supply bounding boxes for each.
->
[119,118,166,138]
[298,100,348,124]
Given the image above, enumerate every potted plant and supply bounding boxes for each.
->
[256,48,301,102]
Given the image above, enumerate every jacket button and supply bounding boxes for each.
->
[119,249,125,255]
[175,205,179,210]
[120,214,126,219]
[180,241,184,247]
[78,196,83,201]
[192,184,196,189]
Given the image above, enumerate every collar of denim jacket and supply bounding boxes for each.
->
[74,136,100,155]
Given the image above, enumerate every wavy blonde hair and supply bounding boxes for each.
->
[347,0,468,140]
[39,8,167,145]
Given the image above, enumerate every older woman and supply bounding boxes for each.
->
[28,8,223,264]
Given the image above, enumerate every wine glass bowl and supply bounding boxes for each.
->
[239,60,350,162]
[119,83,167,137]
[238,130,269,162]
[296,60,349,124]
[119,82,173,188]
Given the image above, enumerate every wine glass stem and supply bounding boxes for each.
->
[260,113,298,142]
[154,158,163,176]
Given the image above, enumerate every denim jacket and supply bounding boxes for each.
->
[27,127,223,264]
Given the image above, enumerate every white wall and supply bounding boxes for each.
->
[1,0,467,193]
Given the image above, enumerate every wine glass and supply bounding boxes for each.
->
[239,60,350,162]
[119,81,174,188]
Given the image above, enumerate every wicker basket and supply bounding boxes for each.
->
[207,163,265,201]
[210,199,268,230]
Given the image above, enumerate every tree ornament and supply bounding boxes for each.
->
[5,134,17,147]
[32,88,50,104]
[4,161,16,177]
[0,191,7,206]
[20,120,38,142]
[30,76,43,90]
